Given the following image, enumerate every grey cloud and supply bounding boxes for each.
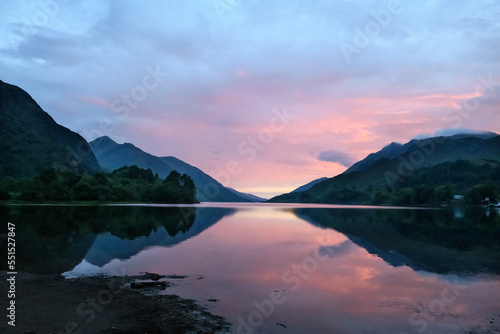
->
[317,149,355,167]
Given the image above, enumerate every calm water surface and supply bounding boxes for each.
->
[1,203,500,333]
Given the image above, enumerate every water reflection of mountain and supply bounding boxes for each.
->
[84,207,235,267]
[0,205,234,274]
[0,205,98,274]
[295,207,500,275]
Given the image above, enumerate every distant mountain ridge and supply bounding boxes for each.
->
[346,134,500,177]
[0,80,100,177]
[292,177,328,193]
[226,187,267,202]
[344,142,403,174]
[345,131,499,175]
[269,133,500,204]
[90,136,251,202]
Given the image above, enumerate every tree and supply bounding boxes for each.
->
[413,185,435,205]
[0,177,15,200]
[435,184,453,203]
[393,188,413,205]
[371,189,390,205]
[2,166,198,204]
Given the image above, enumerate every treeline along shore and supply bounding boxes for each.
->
[0,165,198,204]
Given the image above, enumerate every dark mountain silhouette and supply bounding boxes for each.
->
[0,80,100,178]
[345,131,499,174]
[292,177,328,193]
[225,187,267,202]
[89,136,171,176]
[344,142,403,174]
[89,136,251,202]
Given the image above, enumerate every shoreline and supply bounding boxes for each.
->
[0,271,231,333]
[0,200,488,209]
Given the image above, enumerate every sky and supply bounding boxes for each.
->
[1,0,500,198]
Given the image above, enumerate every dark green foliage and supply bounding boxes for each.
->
[397,160,500,205]
[386,161,499,205]
[155,171,197,203]
[272,159,500,206]
[371,189,391,204]
[412,185,435,205]
[0,165,198,204]
[321,187,368,204]
[465,181,499,205]
[371,160,500,206]
[435,184,453,202]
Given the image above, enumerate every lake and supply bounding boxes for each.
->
[1,203,500,333]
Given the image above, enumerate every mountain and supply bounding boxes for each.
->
[345,131,499,174]
[0,80,100,178]
[89,136,250,202]
[292,177,328,193]
[269,133,500,204]
[344,142,403,174]
[225,187,267,202]
[89,136,170,175]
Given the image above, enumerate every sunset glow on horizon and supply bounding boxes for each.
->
[2,1,499,198]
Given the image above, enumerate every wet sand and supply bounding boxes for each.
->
[0,271,230,333]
